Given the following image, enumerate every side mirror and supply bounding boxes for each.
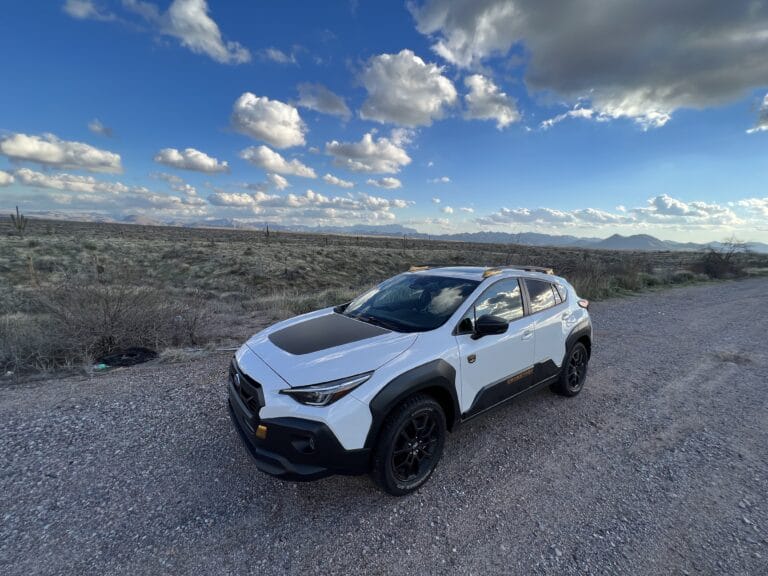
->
[472,315,509,339]
[457,317,474,335]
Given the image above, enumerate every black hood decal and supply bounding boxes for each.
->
[268,313,389,355]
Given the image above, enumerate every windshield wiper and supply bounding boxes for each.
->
[352,313,403,332]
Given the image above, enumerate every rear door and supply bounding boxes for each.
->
[454,278,535,416]
[522,278,570,381]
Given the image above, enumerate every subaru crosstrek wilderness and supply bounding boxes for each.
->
[228,265,592,495]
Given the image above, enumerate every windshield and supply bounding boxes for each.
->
[342,274,480,333]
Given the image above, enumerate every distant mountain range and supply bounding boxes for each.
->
[11,211,768,253]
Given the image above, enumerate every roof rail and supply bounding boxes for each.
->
[408,265,431,272]
[483,265,554,278]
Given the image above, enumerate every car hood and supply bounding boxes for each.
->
[245,309,418,387]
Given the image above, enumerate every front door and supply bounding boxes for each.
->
[455,278,535,417]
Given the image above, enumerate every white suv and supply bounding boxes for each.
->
[228,266,592,495]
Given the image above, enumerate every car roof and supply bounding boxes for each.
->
[408,266,564,283]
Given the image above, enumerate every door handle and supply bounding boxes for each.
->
[522,329,533,340]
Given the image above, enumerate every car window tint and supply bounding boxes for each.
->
[553,285,563,305]
[525,279,557,313]
[464,278,524,325]
[554,283,567,302]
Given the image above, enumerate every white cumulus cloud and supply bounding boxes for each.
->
[747,94,768,134]
[153,147,229,173]
[0,132,122,173]
[240,145,316,178]
[267,173,289,190]
[367,177,402,189]
[207,191,256,206]
[323,173,354,188]
[441,205,454,214]
[0,170,14,186]
[737,197,768,216]
[475,194,741,229]
[207,189,412,224]
[325,131,411,174]
[123,0,250,64]
[540,106,601,130]
[463,74,519,129]
[231,92,307,148]
[360,49,457,126]
[428,176,451,184]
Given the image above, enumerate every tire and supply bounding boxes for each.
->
[371,394,446,496]
[552,341,589,397]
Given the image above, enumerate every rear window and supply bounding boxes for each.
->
[525,279,557,313]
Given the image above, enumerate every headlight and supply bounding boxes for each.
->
[279,372,372,406]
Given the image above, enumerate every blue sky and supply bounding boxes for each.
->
[1,0,767,242]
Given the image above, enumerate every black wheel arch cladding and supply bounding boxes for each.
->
[365,359,459,449]
[566,324,592,359]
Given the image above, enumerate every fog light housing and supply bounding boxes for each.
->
[291,435,317,454]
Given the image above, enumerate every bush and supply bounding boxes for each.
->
[0,313,65,373]
[670,270,696,284]
[690,249,743,279]
[0,274,211,374]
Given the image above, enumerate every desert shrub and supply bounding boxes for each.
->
[559,257,614,299]
[171,289,211,345]
[0,271,212,374]
[670,270,696,284]
[36,281,178,360]
[0,285,29,315]
[0,313,66,373]
[690,249,744,279]
[637,272,661,287]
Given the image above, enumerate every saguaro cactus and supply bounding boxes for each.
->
[10,206,27,237]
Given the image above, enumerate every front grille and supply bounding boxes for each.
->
[230,361,265,415]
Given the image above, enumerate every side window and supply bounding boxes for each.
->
[554,283,567,303]
[552,284,564,305]
[525,279,557,313]
[462,278,524,327]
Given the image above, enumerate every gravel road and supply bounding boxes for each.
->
[2,278,767,575]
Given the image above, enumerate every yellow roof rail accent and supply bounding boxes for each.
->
[408,265,431,272]
[482,268,503,278]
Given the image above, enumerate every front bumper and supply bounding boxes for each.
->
[227,369,370,481]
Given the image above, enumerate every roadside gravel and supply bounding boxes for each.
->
[1,278,767,575]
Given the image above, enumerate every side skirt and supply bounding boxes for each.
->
[459,366,561,424]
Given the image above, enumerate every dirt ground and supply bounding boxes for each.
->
[1,278,767,575]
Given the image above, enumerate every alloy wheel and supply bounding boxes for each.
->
[391,408,440,483]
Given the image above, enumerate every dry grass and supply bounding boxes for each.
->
[2,217,766,375]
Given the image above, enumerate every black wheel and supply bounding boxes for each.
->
[553,342,589,396]
[371,394,446,496]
